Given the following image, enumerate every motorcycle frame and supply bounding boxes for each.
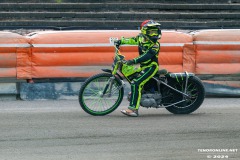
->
[103,69,192,108]
[150,76,191,108]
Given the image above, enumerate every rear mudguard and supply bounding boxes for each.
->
[167,72,194,79]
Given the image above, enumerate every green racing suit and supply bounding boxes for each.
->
[120,34,160,110]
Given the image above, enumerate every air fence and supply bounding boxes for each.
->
[0,30,239,100]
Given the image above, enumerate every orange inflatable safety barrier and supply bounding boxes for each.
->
[193,29,240,74]
[160,31,193,72]
[27,30,136,78]
[1,30,239,80]
[0,32,31,79]
[27,30,191,78]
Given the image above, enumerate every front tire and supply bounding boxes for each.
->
[79,73,124,116]
[162,76,205,114]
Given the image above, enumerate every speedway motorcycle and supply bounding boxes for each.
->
[79,45,205,116]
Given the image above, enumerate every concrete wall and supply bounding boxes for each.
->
[0,0,240,29]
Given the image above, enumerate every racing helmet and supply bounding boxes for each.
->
[140,20,162,42]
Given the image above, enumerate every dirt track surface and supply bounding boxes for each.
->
[0,98,239,160]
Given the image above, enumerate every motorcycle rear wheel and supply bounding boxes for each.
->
[162,76,205,114]
[79,73,124,116]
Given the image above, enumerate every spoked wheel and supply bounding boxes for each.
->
[79,73,124,116]
[162,76,205,114]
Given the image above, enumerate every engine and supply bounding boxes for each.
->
[140,93,162,108]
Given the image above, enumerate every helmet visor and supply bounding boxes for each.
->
[147,29,159,36]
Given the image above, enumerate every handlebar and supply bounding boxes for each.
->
[114,44,120,50]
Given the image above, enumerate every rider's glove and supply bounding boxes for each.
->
[114,40,121,48]
[126,60,135,65]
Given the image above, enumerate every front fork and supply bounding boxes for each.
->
[101,76,125,97]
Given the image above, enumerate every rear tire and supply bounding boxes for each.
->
[162,76,205,114]
[79,73,124,116]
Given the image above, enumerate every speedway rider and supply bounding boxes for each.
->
[115,20,162,117]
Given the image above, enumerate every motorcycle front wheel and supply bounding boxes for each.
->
[79,73,124,116]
